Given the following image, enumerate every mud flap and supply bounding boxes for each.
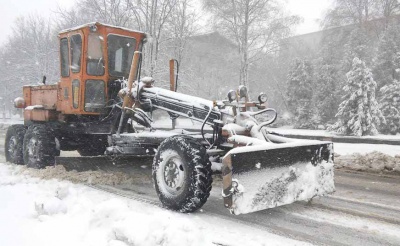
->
[222,141,335,215]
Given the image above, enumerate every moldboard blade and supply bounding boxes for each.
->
[223,142,335,215]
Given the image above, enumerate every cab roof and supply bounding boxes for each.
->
[58,22,147,36]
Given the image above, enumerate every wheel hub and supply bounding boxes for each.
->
[27,138,39,162]
[163,156,185,193]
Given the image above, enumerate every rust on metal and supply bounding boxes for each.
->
[24,109,58,122]
[122,51,141,109]
[169,59,175,91]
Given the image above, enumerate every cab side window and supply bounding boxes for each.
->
[70,34,82,73]
[87,33,104,76]
[60,38,69,77]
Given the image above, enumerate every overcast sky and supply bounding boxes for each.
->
[0,0,332,45]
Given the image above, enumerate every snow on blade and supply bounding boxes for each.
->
[232,160,335,215]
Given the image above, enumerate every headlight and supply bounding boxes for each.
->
[238,85,248,98]
[227,90,237,102]
[89,24,98,32]
[14,97,25,108]
[258,93,268,103]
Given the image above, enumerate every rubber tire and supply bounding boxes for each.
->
[23,124,60,168]
[152,136,212,213]
[5,124,26,164]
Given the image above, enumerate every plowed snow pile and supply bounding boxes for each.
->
[335,151,400,173]
[0,163,308,246]
[11,165,150,185]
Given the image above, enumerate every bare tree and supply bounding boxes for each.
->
[129,0,177,77]
[324,0,400,28]
[323,0,374,27]
[202,0,299,87]
[167,0,198,65]
[375,0,400,25]
[54,0,138,30]
[0,15,58,110]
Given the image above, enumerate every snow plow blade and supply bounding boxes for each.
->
[222,141,335,215]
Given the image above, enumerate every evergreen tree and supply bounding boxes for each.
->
[286,59,314,129]
[313,35,345,126]
[342,27,370,73]
[330,58,385,136]
[314,63,340,124]
[379,53,400,134]
[373,24,400,90]
[379,79,400,134]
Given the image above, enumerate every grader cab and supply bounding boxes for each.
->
[6,23,335,215]
[19,22,145,121]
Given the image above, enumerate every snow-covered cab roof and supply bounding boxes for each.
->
[59,22,147,37]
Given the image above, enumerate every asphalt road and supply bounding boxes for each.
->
[1,129,400,245]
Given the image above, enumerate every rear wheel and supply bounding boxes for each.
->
[5,125,26,164]
[152,136,212,213]
[23,124,60,168]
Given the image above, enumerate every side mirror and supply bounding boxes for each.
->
[227,90,237,102]
[258,93,268,103]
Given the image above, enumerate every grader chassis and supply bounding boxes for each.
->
[5,23,334,215]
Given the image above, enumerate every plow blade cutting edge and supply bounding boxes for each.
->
[222,141,335,215]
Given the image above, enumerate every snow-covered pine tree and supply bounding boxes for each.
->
[314,63,340,124]
[342,27,370,73]
[286,58,314,129]
[379,79,400,134]
[373,24,400,90]
[330,57,385,136]
[379,53,400,134]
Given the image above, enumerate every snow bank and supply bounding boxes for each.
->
[0,163,308,246]
[0,118,23,129]
[335,151,400,173]
[334,143,400,156]
[10,164,144,186]
[270,127,400,141]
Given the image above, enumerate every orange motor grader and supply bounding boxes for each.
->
[5,23,334,215]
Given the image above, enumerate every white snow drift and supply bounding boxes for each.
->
[0,163,308,246]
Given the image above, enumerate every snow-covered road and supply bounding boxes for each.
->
[1,161,308,246]
[1,128,400,245]
[1,155,400,246]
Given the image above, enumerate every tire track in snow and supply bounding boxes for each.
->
[85,170,400,246]
[1,128,400,246]
[311,196,400,225]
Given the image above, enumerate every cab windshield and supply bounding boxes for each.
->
[107,34,136,78]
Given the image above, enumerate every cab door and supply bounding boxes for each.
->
[57,31,84,114]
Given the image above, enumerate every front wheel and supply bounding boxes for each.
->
[152,136,212,213]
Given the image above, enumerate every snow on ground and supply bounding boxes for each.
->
[270,127,400,141]
[0,163,309,246]
[334,143,400,156]
[0,118,23,129]
[266,128,400,174]
[331,142,400,174]
[335,151,400,173]
[290,207,400,239]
